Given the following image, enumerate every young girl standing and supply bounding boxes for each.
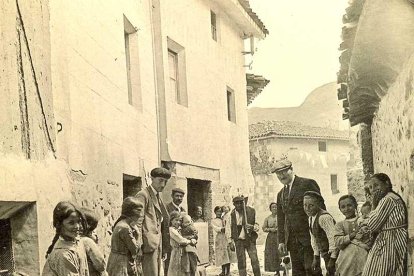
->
[168,211,197,276]
[334,195,371,276]
[107,197,143,276]
[212,206,231,276]
[42,201,89,276]
[80,208,107,276]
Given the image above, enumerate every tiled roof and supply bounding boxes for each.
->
[246,73,269,106]
[249,121,349,140]
[238,0,269,35]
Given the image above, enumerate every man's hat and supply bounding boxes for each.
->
[232,195,248,203]
[171,187,185,195]
[303,191,324,204]
[150,167,171,179]
[271,158,292,173]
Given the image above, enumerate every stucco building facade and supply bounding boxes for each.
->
[0,0,267,273]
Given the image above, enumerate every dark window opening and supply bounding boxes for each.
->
[0,219,15,275]
[211,11,217,41]
[318,141,327,152]
[331,174,339,194]
[123,174,142,199]
[227,87,236,123]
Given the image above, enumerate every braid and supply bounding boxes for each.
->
[45,231,59,259]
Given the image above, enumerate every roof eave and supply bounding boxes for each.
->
[249,134,349,141]
[211,0,268,39]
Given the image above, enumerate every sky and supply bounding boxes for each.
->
[247,0,348,108]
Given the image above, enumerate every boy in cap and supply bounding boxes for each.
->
[230,196,261,276]
[273,157,325,276]
[303,191,337,276]
[135,167,171,276]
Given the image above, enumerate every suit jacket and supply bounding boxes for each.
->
[230,206,258,242]
[276,176,324,249]
[166,202,186,214]
[135,186,169,254]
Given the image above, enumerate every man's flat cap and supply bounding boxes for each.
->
[150,167,171,179]
[232,196,245,202]
[271,158,292,173]
[172,187,185,195]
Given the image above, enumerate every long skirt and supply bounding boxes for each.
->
[215,232,230,266]
[264,232,280,272]
[107,252,140,276]
[336,243,368,276]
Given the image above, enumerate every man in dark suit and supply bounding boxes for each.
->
[164,187,186,275]
[273,158,325,276]
[136,167,171,276]
[230,196,261,276]
[166,187,186,214]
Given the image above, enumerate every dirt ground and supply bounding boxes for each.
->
[205,244,326,276]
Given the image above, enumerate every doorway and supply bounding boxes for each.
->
[187,178,211,221]
[0,219,14,275]
[187,178,211,265]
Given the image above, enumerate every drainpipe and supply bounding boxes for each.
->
[149,0,171,165]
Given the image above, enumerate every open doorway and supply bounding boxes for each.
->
[187,178,212,265]
[187,178,211,221]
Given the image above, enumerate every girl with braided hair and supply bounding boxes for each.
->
[107,197,143,276]
[42,201,89,276]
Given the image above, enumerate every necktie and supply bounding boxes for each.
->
[283,185,289,203]
[309,217,313,233]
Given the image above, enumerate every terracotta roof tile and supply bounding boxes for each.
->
[249,121,349,140]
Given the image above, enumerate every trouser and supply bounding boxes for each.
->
[143,249,162,276]
[288,236,320,276]
[322,253,335,276]
[234,239,261,276]
[164,251,171,276]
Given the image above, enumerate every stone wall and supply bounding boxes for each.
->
[11,204,39,275]
[371,54,414,275]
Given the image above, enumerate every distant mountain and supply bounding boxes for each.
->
[248,82,349,130]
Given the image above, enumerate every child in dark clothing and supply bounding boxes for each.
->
[181,214,199,276]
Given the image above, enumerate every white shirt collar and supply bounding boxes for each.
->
[150,185,158,196]
[288,174,296,187]
[309,214,317,228]
[172,201,181,211]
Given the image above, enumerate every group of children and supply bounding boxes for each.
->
[42,197,200,276]
[304,192,373,276]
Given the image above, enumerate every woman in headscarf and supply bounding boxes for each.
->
[361,173,408,276]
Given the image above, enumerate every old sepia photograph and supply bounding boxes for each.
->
[0,0,412,275]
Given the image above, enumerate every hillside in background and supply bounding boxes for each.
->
[248,82,349,130]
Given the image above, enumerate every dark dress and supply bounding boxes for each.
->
[263,214,280,272]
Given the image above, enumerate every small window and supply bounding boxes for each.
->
[211,11,217,41]
[227,87,236,123]
[331,174,339,194]
[167,38,188,106]
[318,141,327,152]
[123,174,142,199]
[168,50,179,103]
[123,15,142,110]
